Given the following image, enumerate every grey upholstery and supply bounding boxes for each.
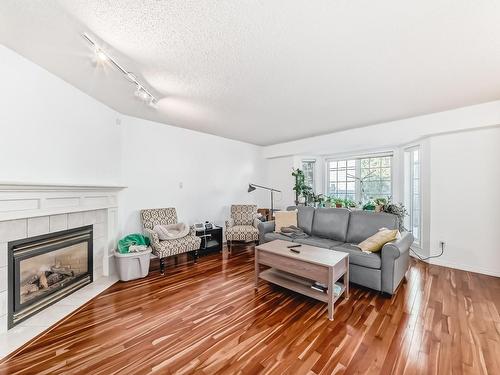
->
[259,221,276,242]
[349,265,381,292]
[346,210,398,244]
[294,237,343,248]
[287,206,315,235]
[311,208,350,242]
[263,231,294,242]
[332,243,381,269]
[257,206,413,295]
[381,231,413,294]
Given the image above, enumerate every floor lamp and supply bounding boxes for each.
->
[248,183,281,218]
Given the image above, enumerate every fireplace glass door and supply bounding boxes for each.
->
[19,242,89,305]
[9,225,93,328]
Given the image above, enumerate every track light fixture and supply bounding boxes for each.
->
[82,33,158,107]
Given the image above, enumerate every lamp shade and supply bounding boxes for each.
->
[247,184,256,193]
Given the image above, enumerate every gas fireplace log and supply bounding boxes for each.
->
[20,283,39,296]
[50,266,74,277]
[22,274,39,286]
[39,272,48,289]
[46,273,63,286]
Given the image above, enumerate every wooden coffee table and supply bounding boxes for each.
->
[255,239,349,320]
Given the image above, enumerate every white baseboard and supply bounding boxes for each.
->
[425,257,500,278]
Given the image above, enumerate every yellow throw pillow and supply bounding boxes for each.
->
[356,228,398,252]
[274,210,298,232]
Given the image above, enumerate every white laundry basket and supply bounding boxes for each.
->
[114,247,152,281]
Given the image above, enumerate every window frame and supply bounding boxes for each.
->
[301,159,316,191]
[324,152,393,203]
[404,146,421,246]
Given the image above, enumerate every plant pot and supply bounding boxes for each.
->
[335,203,343,208]
[298,196,306,204]
[375,205,383,212]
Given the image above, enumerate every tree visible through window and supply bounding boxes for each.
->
[326,156,392,203]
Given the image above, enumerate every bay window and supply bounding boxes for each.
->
[326,155,392,203]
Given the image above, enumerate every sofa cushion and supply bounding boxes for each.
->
[346,210,398,244]
[332,244,382,269]
[264,232,294,242]
[311,208,350,242]
[294,236,343,249]
[287,206,315,235]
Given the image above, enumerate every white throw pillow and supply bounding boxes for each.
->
[153,223,190,240]
[274,210,298,232]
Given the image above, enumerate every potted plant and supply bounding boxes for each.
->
[344,199,357,210]
[292,169,311,205]
[382,202,408,231]
[374,197,387,212]
[324,196,333,208]
[333,197,344,208]
[363,200,376,211]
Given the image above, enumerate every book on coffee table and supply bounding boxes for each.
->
[311,282,344,295]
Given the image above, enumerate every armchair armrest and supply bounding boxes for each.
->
[253,217,261,229]
[189,225,196,236]
[258,220,275,243]
[382,231,414,259]
[144,228,160,249]
[225,218,235,228]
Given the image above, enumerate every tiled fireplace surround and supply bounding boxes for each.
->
[0,183,123,357]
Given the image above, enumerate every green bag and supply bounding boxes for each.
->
[118,233,151,254]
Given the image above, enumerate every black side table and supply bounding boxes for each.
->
[195,226,223,254]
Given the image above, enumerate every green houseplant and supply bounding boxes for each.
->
[333,197,344,208]
[292,169,312,204]
[344,199,357,209]
[382,202,408,231]
[374,197,388,212]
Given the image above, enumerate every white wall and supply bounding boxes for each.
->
[266,156,296,210]
[119,116,268,235]
[428,127,500,276]
[0,45,121,185]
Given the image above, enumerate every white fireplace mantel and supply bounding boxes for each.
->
[0,181,126,222]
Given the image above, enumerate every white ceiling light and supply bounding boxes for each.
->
[82,33,158,107]
[94,47,108,63]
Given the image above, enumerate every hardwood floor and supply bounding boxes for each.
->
[1,244,499,374]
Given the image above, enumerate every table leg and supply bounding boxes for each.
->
[328,267,334,320]
[345,257,350,299]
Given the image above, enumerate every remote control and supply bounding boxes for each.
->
[289,248,301,254]
[287,244,302,248]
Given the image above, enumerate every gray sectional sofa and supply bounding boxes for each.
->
[258,206,413,295]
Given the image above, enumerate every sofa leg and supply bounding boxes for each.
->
[228,241,231,254]
[160,258,166,275]
[194,250,199,263]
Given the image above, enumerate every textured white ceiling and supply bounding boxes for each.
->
[2,1,500,145]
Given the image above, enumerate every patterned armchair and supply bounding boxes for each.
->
[141,208,201,274]
[225,205,260,253]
